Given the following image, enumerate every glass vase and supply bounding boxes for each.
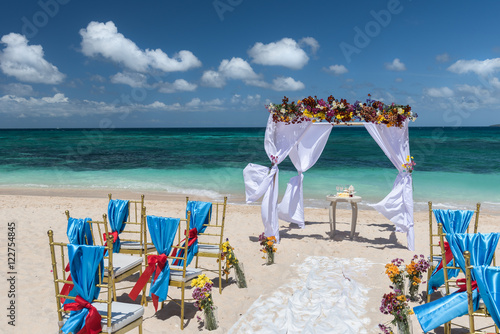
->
[266,252,274,265]
[394,279,405,295]
[234,262,247,288]
[204,305,218,331]
[408,281,419,301]
[395,317,412,334]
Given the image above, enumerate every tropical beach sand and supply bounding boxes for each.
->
[1,190,499,333]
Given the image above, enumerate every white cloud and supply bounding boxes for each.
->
[324,64,348,75]
[80,21,201,73]
[436,53,450,63]
[424,87,454,98]
[219,57,260,81]
[395,78,403,82]
[271,77,305,91]
[1,83,33,96]
[248,38,309,69]
[42,93,68,103]
[385,58,406,71]
[201,58,266,88]
[448,58,500,76]
[185,97,224,109]
[231,94,261,105]
[299,37,320,55]
[201,70,226,88]
[110,72,148,87]
[145,101,182,110]
[158,79,197,93]
[0,33,65,84]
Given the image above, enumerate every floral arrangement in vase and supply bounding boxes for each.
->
[385,258,406,294]
[259,233,277,265]
[266,94,417,128]
[379,291,414,334]
[221,238,247,288]
[405,255,430,301]
[191,274,217,330]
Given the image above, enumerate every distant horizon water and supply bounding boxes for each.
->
[1,127,499,213]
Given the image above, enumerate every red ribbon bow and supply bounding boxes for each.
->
[435,241,454,272]
[456,278,478,293]
[64,295,102,334]
[102,231,119,244]
[129,253,168,312]
[171,228,198,265]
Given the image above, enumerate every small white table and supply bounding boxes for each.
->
[326,195,362,239]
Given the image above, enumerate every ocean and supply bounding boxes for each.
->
[0,127,499,213]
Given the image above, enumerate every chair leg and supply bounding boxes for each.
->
[180,284,185,330]
[195,254,199,268]
[218,256,222,294]
[139,323,143,334]
[113,281,117,301]
[426,267,433,303]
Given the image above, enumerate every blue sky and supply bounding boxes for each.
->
[0,0,499,128]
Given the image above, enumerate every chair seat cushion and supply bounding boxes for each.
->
[104,253,142,277]
[120,241,156,251]
[63,302,144,333]
[170,265,202,282]
[198,244,221,255]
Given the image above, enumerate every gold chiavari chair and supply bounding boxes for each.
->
[167,210,203,330]
[464,251,499,334]
[66,211,145,303]
[187,196,228,294]
[48,230,144,333]
[426,201,481,302]
[108,194,156,259]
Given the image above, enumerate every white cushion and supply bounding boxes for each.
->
[120,241,155,251]
[104,253,142,277]
[62,302,143,333]
[170,265,202,282]
[198,244,221,255]
[96,301,144,333]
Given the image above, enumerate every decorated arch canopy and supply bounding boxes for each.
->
[243,95,418,250]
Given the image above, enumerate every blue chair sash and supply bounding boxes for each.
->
[174,201,212,267]
[428,209,474,293]
[107,199,129,252]
[61,244,104,334]
[67,217,93,245]
[446,233,500,276]
[473,265,500,327]
[147,216,180,303]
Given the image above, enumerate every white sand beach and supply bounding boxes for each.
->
[1,190,499,333]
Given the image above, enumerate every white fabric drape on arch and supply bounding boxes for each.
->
[364,120,414,250]
[277,123,333,227]
[243,115,311,242]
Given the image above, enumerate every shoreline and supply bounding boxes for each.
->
[1,186,497,215]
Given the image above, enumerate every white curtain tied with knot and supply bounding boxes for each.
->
[364,120,414,250]
[243,115,311,241]
[277,124,332,227]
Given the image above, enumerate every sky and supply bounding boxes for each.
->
[0,0,500,128]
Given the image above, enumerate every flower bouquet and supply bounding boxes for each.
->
[385,258,406,294]
[221,239,247,288]
[405,255,430,301]
[191,274,217,330]
[379,291,414,334]
[259,233,277,265]
[402,156,416,173]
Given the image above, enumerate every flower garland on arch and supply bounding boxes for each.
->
[267,94,417,128]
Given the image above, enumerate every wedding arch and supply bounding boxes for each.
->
[243,95,418,250]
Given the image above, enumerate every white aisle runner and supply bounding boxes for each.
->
[228,257,372,334]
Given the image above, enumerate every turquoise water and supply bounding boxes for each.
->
[0,127,499,212]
